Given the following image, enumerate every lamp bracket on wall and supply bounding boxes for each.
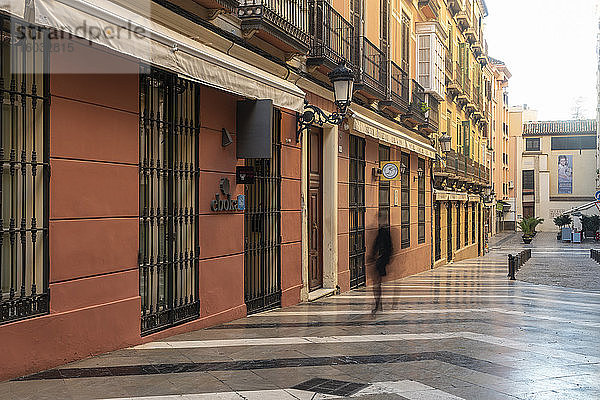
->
[296,101,346,143]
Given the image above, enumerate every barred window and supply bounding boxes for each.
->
[418,158,425,244]
[464,202,469,245]
[401,152,410,248]
[378,145,390,230]
[525,137,540,152]
[472,203,476,245]
[456,202,461,249]
[1,18,49,324]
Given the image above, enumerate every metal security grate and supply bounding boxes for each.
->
[434,202,441,261]
[0,17,49,325]
[349,135,365,289]
[244,109,281,315]
[139,67,200,334]
[293,378,368,397]
[400,152,410,249]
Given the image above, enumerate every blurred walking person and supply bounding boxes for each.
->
[370,213,393,314]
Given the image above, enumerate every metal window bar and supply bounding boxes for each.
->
[464,202,469,244]
[472,203,476,245]
[446,202,452,261]
[388,60,409,108]
[0,17,49,325]
[349,135,365,289]
[139,67,200,335]
[244,109,282,314]
[359,36,386,96]
[456,201,461,249]
[400,152,410,249]
[240,0,310,36]
[410,80,426,120]
[418,158,426,244]
[434,202,441,261]
[309,0,353,66]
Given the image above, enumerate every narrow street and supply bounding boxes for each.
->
[3,233,599,400]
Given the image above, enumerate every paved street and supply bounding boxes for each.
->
[490,232,600,291]
[3,234,600,400]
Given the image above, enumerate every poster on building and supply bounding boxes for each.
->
[557,155,573,194]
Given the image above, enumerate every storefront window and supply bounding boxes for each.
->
[0,17,49,325]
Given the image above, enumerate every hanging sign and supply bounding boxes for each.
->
[236,166,255,184]
[380,161,401,181]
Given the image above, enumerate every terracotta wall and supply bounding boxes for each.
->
[0,41,141,381]
[280,111,303,306]
[0,41,303,380]
[337,130,433,292]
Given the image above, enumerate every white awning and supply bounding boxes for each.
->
[350,110,437,159]
[0,0,24,18]
[434,190,468,201]
[33,0,305,111]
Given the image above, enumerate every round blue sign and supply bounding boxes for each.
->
[595,190,600,201]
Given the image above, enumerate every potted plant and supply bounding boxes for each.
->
[531,217,544,236]
[582,215,600,239]
[553,214,572,239]
[519,217,535,244]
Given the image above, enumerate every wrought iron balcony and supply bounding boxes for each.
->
[189,0,239,11]
[464,28,477,44]
[448,0,462,15]
[353,36,387,100]
[308,0,354,72]
[380,60,410,115]
[445,52,453,80]
[418,0,440,19]
[239,0,310,54]
[420,95,439,135]
[402,80,427,129]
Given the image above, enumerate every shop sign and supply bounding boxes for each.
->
[380,161,401,181]
[236,166,255,184]
[210,178,245,212]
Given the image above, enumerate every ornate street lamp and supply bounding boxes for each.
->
[297,62,355,142]
[438,133,452,154]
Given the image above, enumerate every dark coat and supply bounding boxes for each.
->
[371,227,393,276]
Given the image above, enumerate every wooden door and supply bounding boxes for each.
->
[308,127,323,291]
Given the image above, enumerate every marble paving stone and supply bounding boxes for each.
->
[4,232,600,400]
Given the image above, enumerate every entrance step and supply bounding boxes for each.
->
[308,287,336,302]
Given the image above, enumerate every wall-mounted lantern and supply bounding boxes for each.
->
[414,167,424,181]
[297,62,354,142]
[439,133,452,154]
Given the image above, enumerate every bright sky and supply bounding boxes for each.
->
[484,0,599,120]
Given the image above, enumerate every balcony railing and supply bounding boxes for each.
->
[380,60,410,114]
[418,0,440,19]
[239,0,310,53]
[308,0,353,70]
[193,0,239,11]
[354,36,387,99]
[455,61,463,88]
[427,97,440,132]
[435,150,490,186]
[445,52,453,78]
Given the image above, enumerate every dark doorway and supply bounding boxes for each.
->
[447,202,453,262]
[349,135,366,289]
[523,203,534,219]
[434,202,441,261]
[244,109,282,314]
[308,127,323,291]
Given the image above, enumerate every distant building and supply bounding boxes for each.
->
[513,119,598,231]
